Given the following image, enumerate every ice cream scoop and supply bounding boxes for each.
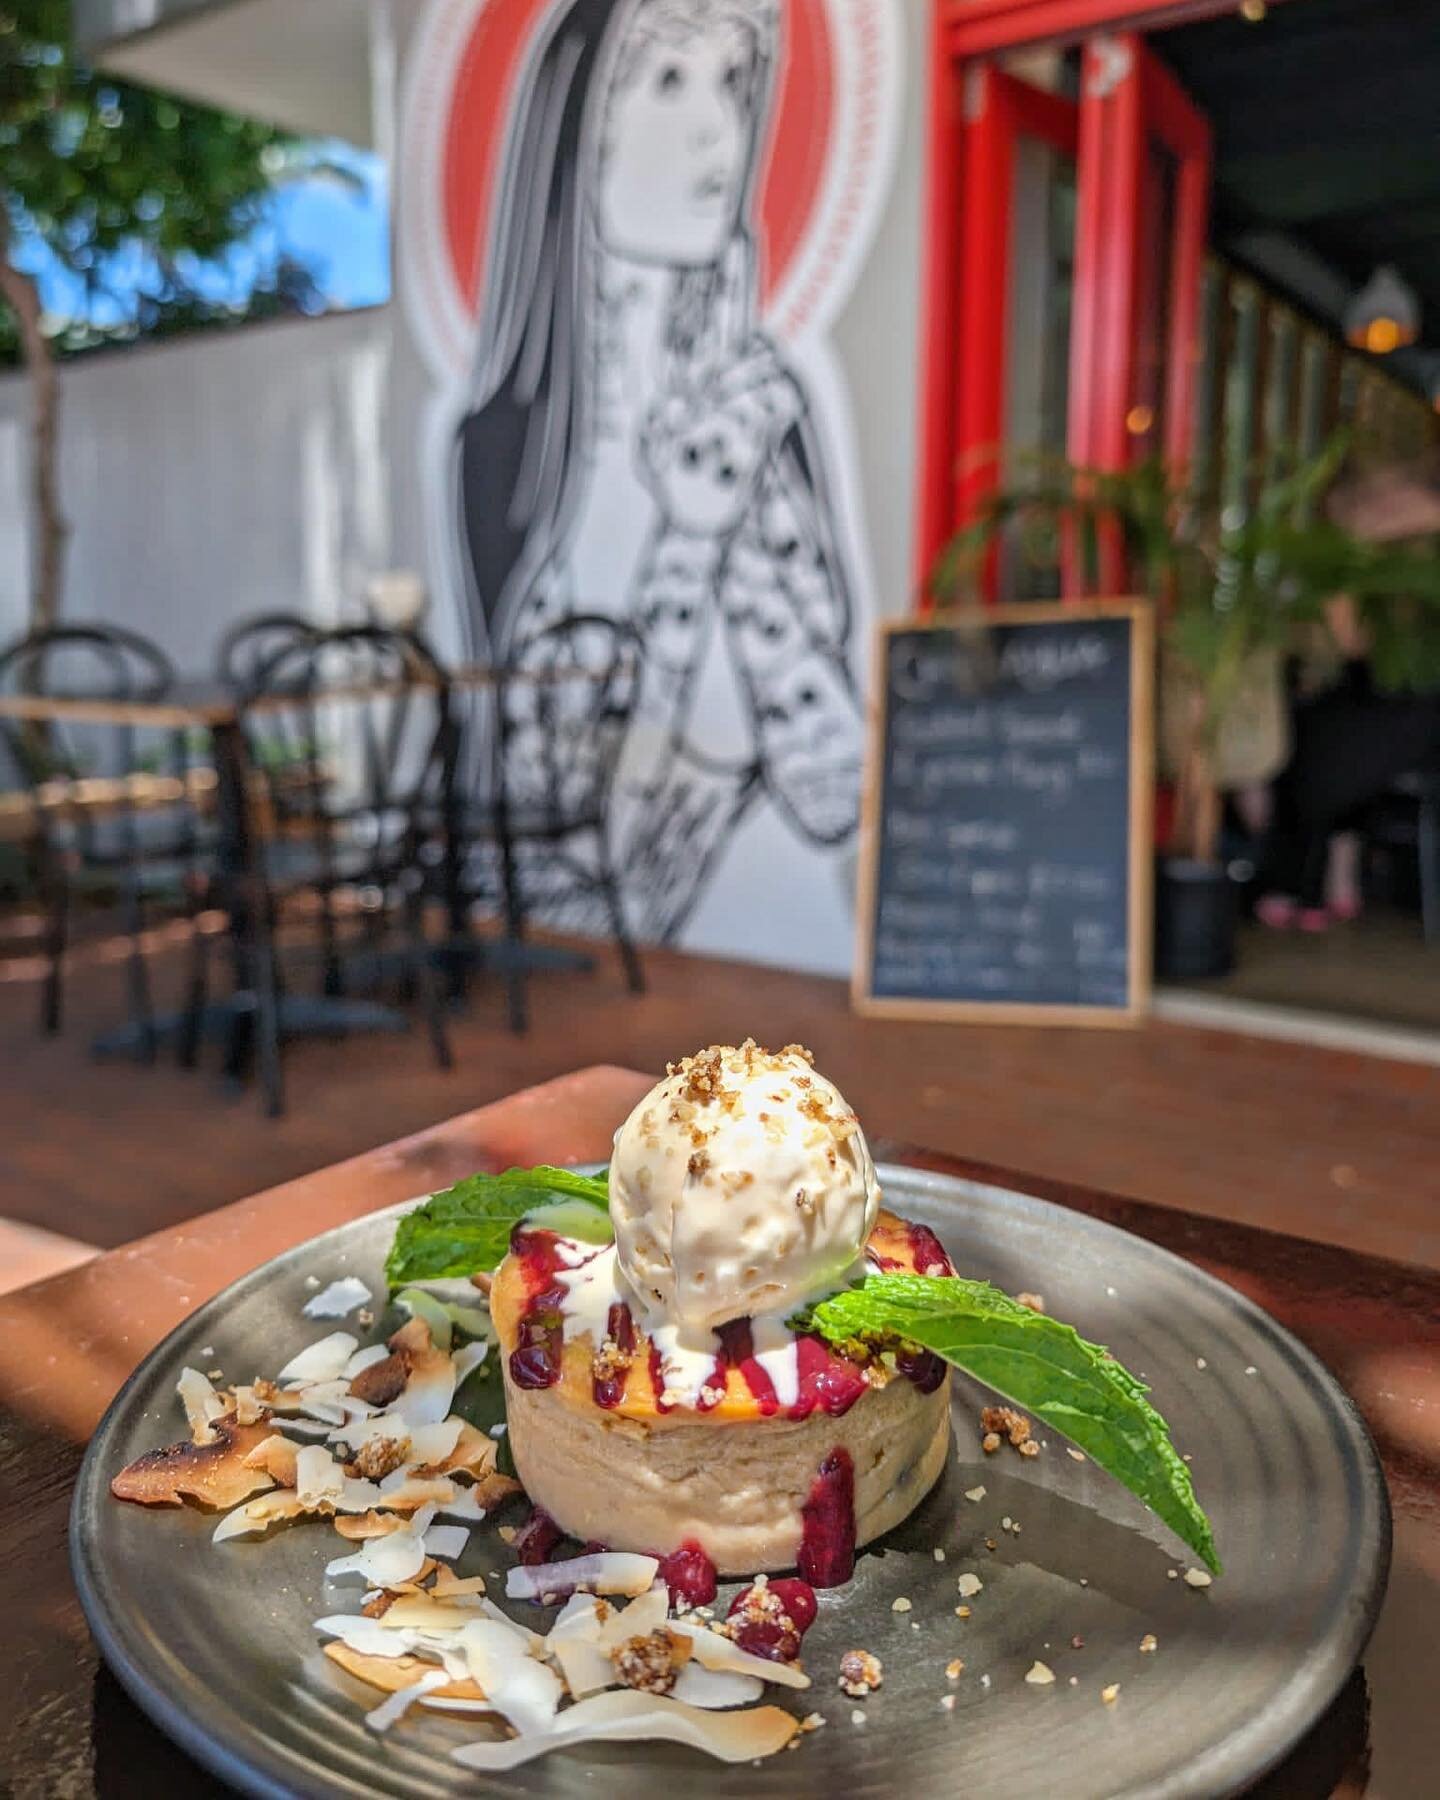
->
[608,1041,880,1338]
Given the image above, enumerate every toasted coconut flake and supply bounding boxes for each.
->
[278,1332,359,1385]
[334,1510,409,1541]
[668,1619,811,1691]
[506,1553,659,1604]
[304,1278,373,1321]
[378,1593,488,1635]
[375,1473,458,1512]
[670,1664,764,1709]
[434,1487,488,1523]
[242,1434,299,1488]
[213,1490,311,1543]
[451,1691,799,1769]
[365,1667,452,1732]
[176,1367,228,1444]
[545,1595,618,1699]
[342,1343,391,1381]
[315,1614,421,1660]
[112,1415,276,1511]
[432,1567,488,1599]
[324,1641,489,1705]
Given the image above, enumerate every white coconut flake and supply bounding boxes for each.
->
[670,1664,765,1709]
[327,1524,428,1587]
[436,1487,488,1523]
[419,1696,494,1714]
[391,1358,457,1430]
[543,1595,616,1699]
[1025,1661,1055,1685]
[295,1445,345,1508]
[668,1619,810,1690]
[1183,1568,1213,1588]
[277,1333,360,1385]
[506,1553,659,1603]
[423,1524,471,1562]
[304,1277,373,1320]
[460,1620,565,1735]
[313,1614,420,1660]
[451,1690,798,1770]
[957,1573,984,1598]
[453,1341,489,1385]
[365,1668,451,1733]
[176,1367,226,1441]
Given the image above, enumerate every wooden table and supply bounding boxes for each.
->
[0,1063,1431,1796]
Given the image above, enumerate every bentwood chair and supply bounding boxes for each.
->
[0,623,214,1056]
[215,611,318,694]
[232,623,455,1114]
[446,613,644,1033]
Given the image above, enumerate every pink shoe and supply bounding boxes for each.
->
[1296,908,1330,933]
[1255,894,1297,929]
[1329,897,1363,923]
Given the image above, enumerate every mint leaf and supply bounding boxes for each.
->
[385,1165,610,1288]
[795,1273,1218,1573]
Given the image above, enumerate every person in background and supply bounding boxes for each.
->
[1256,466,1440,930]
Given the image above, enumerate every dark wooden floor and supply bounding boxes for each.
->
[2,924,1437,1269]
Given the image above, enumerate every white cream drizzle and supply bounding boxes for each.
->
[549,1239,806,1411]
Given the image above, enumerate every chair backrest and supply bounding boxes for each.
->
[0,622,188,864]
[494,613,641,832]
[216,612,318,694]
[237,624,452,864]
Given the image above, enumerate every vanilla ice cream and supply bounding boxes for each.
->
[608,1042,880,1339]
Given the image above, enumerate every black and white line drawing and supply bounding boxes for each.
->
[450,0,866,941]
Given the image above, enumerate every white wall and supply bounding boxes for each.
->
[0,307,394,670]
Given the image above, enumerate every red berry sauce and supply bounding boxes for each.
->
[726,1577,818,1661]
[715,1317,779,1415]
[512,1506,563,1566]
[657,1540,718,1609]
[592,1301,636,1409]
[788,1334,868,1420]
[798,1447,856,1588]
[507,1228,574,1390]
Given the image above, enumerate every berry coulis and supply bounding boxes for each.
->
[726,1577,819,1661]
[797,1447,856,1587]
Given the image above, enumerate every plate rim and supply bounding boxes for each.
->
[70,1164,1393,1799]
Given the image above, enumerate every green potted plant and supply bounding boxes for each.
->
[932,439,1440,977]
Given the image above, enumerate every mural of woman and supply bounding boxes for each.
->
[452,0,865,942]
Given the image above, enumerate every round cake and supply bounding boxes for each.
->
[491,1042,955,1583]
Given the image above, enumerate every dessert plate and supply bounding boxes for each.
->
[71,1165,1389,1800]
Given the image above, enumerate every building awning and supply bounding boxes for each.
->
[72,0,375,146]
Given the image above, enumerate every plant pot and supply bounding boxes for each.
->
[1154,857,1237,980]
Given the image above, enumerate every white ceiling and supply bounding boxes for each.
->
[95,0,376,147]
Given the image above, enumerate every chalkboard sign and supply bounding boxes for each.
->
[853,602,1154,1024]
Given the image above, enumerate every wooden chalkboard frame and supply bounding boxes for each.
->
[852,599,1155,1026]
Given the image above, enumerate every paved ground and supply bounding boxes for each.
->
[2,916,1436,1276]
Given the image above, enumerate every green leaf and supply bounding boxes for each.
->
[385,1166,610,1288]
[794,1273,1219,1573]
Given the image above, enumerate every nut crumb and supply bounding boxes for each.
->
[1102,1683,1121,1704]
[891,1597,912,1614]
[956,1573,983,1598]
[611,1630,687,1696]
[1071,1635,1085,1650]
[1015,1292,1045,1312]
[1139,1634,1158,1653]
[955,1605,971,1618]
[1066,1447,1087,1462]
[799,1712,825,1733]
[1019,1440,1040,1458]
[933,1547,946,1563]
[981,1405,1032,1452]
[1184,1568,1213,1588]
[1167,1569,1179,1580]
[838,1649,883,1697]
[939,1693,956,1711]
[497,1525,517,1545]
[945,1659,964,1679]
[981,1432,1002,1454]
[1026,1661,1055,1685]
[850,1709,867,1727]
[964,1485,987,1503]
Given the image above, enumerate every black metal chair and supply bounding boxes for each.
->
[446,613,644,1032]
[0,623,213,1057]
[215,612,318,694]
[231,623,455,1114]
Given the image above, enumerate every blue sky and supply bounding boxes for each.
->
[12,140,391,333]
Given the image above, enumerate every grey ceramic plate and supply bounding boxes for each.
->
[71,1165,1389,1800]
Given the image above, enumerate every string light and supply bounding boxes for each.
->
[1344,266,1421,354]
[1239,0,1267,20]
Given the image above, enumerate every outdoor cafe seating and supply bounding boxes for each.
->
[0,609,648,1114]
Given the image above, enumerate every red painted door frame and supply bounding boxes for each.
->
[916,0,1222,603]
